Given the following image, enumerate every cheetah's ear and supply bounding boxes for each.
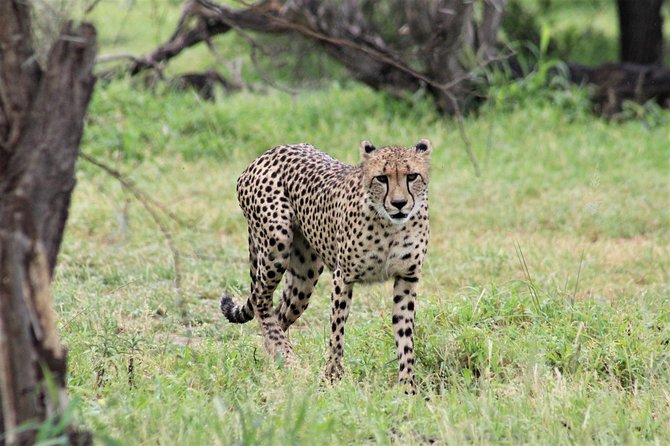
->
[415,139,432,157]
[359,140,377,159]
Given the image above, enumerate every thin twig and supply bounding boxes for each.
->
[447,94,482,177]
[80,153,186,314]
[202,5,301,94]
[80,153,193,228]
[203,39,247,91]
[84,0,103,14]
[96,53,140,64]
[247,37,300,95]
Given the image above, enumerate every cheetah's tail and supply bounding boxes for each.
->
[220,295,254,323]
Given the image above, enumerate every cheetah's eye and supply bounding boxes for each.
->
[407,173,418,181]
[375,175,388,184]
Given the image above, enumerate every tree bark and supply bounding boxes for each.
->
[0,2,96,444]
[616,0,664,65]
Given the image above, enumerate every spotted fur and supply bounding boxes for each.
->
[221,139,433,394]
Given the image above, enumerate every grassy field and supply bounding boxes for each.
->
[46,2,670,445]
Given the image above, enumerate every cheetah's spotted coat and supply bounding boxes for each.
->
[221,139,433,393]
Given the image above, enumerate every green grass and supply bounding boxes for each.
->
[46,2,670,444]
[53,77,670,444]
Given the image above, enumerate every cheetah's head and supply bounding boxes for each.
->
[360,139,432,225]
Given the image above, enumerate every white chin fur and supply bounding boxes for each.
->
[389,215,410,225]
[374,203,413,225]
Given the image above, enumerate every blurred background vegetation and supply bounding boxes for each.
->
[84,0,670,79]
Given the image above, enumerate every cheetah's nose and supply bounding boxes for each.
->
[391,200,408,210]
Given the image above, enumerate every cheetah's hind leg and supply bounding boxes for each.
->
[275,229,324,331]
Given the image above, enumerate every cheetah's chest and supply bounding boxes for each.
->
[340,223,426,283]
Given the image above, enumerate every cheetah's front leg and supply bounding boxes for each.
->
[393,276,418,394]
[323,270,354,383]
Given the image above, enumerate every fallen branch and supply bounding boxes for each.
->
[566,61,670,116]
[170,69,242,100]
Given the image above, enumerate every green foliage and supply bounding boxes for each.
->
[502,0,619,65]
[83,79,437,162]
[483,50,592,118]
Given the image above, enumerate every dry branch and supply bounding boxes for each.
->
[567,62,670,116]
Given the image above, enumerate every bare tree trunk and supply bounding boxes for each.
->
[0,2,96,444]
[617,0,664,65]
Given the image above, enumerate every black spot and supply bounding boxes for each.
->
[394,295,403,304]
[416,142,428,151]
[407,301,415,311]
[405,328,412,337]
[364,143,376,153]
[278,243,285,251]
[335,286,341,294]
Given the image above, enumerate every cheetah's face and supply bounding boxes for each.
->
[360,139,432,225]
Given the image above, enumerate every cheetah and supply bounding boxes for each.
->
[221,139,432,394]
